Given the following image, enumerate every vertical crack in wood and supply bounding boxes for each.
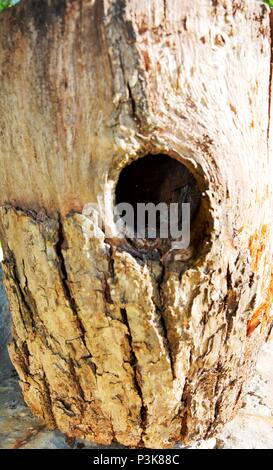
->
[42,371,57,428]
[55,217,98,375]
[100,241,147,444]
[156,264,176,381]
[103,0,149,131]
[6,261,30,335]
[120,307,147,446]
[55,218,80,315]
[163,0,167,23]
[126,80,139,125]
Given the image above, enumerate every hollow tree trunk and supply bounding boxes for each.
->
[0,0,273,449]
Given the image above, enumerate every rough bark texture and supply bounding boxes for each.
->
[0,0,273,448]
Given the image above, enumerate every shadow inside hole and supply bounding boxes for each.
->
[115,153,206,262]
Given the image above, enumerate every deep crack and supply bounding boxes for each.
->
[120,307,147,446]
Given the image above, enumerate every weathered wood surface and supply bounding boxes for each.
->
[0,0,273,448]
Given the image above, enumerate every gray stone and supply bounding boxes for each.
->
[0,267,11,352]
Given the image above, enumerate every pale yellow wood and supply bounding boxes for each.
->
[0,0,273,448]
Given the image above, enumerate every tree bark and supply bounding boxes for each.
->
[0,0,273,448]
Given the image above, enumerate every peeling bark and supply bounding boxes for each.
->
[0,0,273,448]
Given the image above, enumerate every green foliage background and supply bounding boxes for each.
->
[264,0,273,7]
[0,1,20,13]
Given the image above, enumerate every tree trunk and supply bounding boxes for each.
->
[0,0,273,448]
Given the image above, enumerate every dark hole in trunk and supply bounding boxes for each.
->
[116,154,201,239]
[109,154,211,266]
